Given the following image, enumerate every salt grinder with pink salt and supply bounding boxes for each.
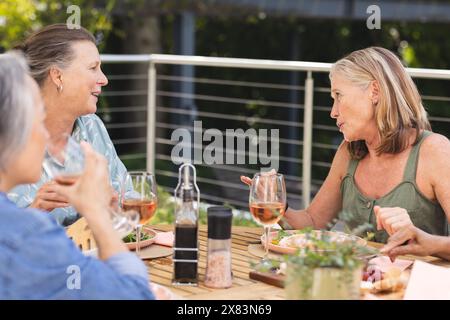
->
[204,206,233,288]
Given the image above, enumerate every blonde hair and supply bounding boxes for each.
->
[330,47,431,159]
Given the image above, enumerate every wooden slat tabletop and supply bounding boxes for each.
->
[147,224,284,300]
[146,224,450,300]
[66,219,450,300]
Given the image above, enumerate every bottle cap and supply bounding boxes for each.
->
[207,206,233,240]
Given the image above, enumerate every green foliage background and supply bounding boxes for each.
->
[0,0,115,50]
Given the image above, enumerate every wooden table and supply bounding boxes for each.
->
[66,220,450,300]
[147,224,284,300]
[147,224,450,300]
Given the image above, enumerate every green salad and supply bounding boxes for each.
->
[271,229,310,245]
[122,230,154,243]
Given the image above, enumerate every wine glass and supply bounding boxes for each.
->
[249,172,286,266]
[44,134,139,237]
[41,134,84,225]
[110,208,140,238]
[121,171,158,255]
[43,134,85,185]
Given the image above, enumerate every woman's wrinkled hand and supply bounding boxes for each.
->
[381,226,435,261]
[240,168,277,187]
[240,169,279,201]
[374,205,413,236]
[29,181,70,211]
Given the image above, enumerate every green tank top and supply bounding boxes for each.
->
[340,130,448,243]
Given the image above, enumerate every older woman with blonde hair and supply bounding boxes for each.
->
[242,46,450,260]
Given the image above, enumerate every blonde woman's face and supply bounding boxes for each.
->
[330,73,375,142]
[59,41,108,117]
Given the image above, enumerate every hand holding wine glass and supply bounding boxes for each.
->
[52,142,112,219]
[249,172,286,266]
[48,139,141,240]
[44,133,85,185]
[52,143,139,260]
[30,134,83,211]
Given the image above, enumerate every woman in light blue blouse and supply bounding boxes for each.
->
[8,24,127,226]
[0,52,154,299]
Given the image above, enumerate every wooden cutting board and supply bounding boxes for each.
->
[249,270,285,288]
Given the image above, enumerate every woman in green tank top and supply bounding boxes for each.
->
[241,47,450,261]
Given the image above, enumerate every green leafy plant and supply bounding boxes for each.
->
[122,230,153,243]
[284,230,379,299]
[253,212,379,299]
[147,186,259,227]
[0,0,116,51]
[285,230,378,270]
[254,228,378,272]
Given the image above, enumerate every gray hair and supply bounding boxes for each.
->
[14,23,96,86]
[0,52,34,171]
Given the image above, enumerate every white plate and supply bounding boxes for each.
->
[262,230,367,254]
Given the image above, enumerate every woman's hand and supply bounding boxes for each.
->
[52,142,130,260]
[150,283,180,300]
[29,181,70,211]
[110,190,119,212]
[374,206,413,236]
[52,142,112,224]
[240,169,277,187]
[381,226,436,260]
[240,175,253,186]
[240,169,279,202]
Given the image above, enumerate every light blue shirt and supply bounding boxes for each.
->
[8,114,128,226]
[0,192,155,299]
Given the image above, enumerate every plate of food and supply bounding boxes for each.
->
[261,229,367,255]
[122,227,157,250]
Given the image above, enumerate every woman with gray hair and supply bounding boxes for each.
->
[0,52,154,299]
[242,47,450,261]
[8,24,126,226]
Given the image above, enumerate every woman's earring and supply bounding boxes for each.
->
[57,84,63,93]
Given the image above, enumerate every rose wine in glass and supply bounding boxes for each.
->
[249,172,286,266]
[249,202,286,225]
[122,198,157,225]
[121,171,158,255]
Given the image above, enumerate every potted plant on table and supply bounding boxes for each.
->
[283,229,377,300]
[252,219,378,300]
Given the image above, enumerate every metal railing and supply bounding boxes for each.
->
[100,53,450,209]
